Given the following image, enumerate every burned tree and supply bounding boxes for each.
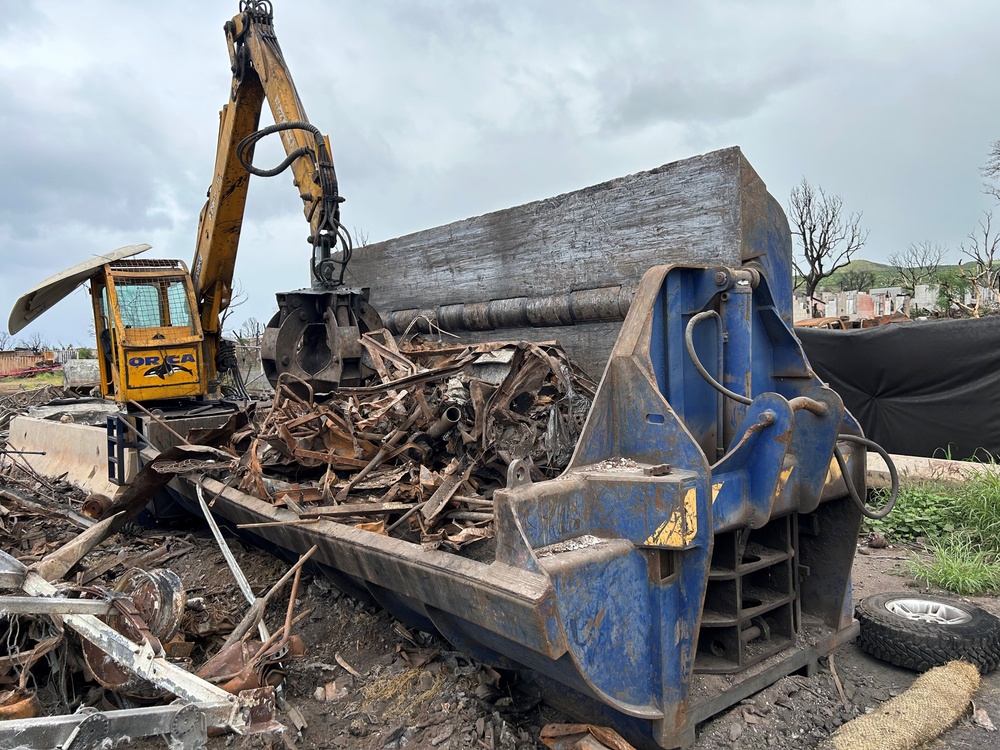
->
[838,268,877,292]
[788,178,869,305]
[888,240,947,295]
[16,331,48,353]
[944,212,1000,317]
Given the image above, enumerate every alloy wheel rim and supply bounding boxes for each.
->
[885,598,972,625]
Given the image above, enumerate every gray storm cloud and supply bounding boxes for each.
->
[2,0,999,346]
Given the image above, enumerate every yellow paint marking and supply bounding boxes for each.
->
[645,487,698,547]
[826,458,842,485]
[773,466,794,499]
[711,482,724,503]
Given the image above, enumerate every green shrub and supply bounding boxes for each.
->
[864,483,963,542]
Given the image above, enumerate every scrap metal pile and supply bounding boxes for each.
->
[0,385,71,434]
[0,463,307,744]
[207,334,595,551]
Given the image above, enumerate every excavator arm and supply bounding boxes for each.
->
[192,0,345,334]
[190,60,263,338]
[191,0,379,393]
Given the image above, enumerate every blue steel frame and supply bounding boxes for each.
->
[488,261,864,747]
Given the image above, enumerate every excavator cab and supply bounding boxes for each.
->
[90,260,209,403]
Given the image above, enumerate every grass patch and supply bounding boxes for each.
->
[0,370,63,389]
[865,471,1000,595]
[865,473,1000,596]
[909,532,1000,595]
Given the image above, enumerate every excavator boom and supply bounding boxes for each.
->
[193,0,380,394]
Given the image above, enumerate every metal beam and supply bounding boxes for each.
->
[0,550,24,589]
[0,596,114,616]
[0,703,215,750]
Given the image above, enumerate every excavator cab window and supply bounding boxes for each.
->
[165,282,192,328]
[111,277,197,333]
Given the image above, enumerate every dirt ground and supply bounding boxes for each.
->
[0,375,62,396]
[73,531,1000,748]
[3,480,1000,749]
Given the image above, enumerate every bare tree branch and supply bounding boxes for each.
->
[235,316,264,344]
[219,281,248,332]
[17,331,48,352]
[888,240,947,294]
[982,140,1000,203]
[954,211,1000,317]
[788,178,870,306]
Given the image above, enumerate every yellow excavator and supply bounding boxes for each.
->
[8,0,381,405]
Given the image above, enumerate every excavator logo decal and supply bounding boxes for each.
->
[128,354,196,379]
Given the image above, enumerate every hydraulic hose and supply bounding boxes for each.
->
[684,308,899,520]
[236,120,352,285]
[684,310,752,405]
[236,120,323,177]
[834,434,898,520]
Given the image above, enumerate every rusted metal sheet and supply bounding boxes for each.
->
[0,352,57,377]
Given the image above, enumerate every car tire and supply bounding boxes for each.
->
[856,592,1000,674]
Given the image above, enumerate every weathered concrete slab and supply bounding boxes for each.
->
[7,416,135,498]
[867,452,1000,489]
[352,146,790,377]
[28,399,118,427]
[63,359,101,388]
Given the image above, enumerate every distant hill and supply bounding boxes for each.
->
[799,258,961,293]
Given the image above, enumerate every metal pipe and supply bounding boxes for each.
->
[195,483,270,642]
[0,596,115,616]
[385,285,635,334]
[787,396,829,417]
[425,405,462,439]
[739,625,762,644]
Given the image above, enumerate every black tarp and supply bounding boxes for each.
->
[796,317,1000,460]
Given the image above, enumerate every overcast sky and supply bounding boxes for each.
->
[2,0,999,347]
